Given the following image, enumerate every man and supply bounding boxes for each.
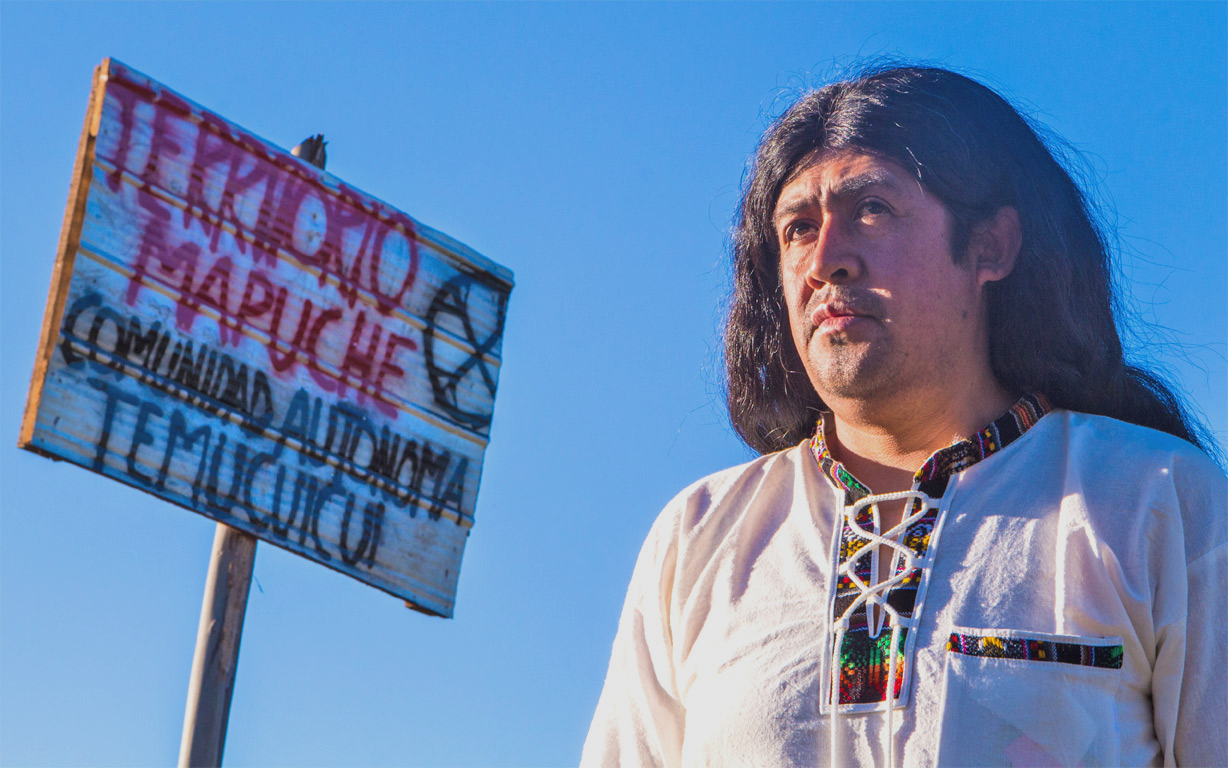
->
[581,66,1226,767]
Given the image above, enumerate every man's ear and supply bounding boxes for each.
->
[971,206,1021,285]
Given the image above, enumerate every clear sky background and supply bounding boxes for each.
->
[1,3,1224,766]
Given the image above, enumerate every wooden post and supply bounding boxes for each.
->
[177,134,327,768]
[178,524,257,767]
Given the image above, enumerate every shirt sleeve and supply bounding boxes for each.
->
[580,504,686,768]
[1164,543,1227,767]
[1151,457,1227,767]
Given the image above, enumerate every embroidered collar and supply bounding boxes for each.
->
[816,392,1052,712]
[810,393,1051,502]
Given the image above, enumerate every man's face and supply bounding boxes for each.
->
[775,150,992,408]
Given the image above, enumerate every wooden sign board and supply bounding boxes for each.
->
[19,59,513,618]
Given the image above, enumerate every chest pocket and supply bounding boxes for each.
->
[935,626,1123,767]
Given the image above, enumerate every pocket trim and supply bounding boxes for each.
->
[946,628,1123,669]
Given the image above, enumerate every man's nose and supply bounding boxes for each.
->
[804,218,861,288]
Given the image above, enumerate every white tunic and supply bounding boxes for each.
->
[581,406,1227,767]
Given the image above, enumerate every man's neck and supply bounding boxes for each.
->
[824,380,1017,495]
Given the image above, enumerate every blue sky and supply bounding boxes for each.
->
[2,3,1224,766]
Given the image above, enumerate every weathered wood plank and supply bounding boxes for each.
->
[19,59,514,618]
[19,61,108,448]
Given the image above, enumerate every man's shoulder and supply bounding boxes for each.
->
[1045,409,1222,477]
[1036,410,1225,553]
[649,442,815,542]
[624,442,821,594]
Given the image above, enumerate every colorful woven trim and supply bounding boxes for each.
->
[813,394,1053,707]
[915,393,1050,487]
[836,626,909,702]
[947,632,1123,669]
[811,393,1051,502]
[830,498,938,706]
[810,435,871,500]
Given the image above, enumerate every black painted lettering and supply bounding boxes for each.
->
[126,399,164,484]
[60,292,102,366]
[88,377,139,471]
[248,371,275,426]
[414,444,451,521]
[157,409,212,492]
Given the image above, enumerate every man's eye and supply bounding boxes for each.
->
[783,221,817,242]
[858,200,891,219]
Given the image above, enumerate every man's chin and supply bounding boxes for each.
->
[805,351,897,402]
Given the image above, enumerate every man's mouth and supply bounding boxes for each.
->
[811,303,870,332]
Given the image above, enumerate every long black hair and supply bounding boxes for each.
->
[725,64,1216,457]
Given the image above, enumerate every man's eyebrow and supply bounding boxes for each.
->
[830,170,902,198]
[773,169,907,224]
[772,198,813,224]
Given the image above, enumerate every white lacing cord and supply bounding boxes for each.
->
[829,490,934,768]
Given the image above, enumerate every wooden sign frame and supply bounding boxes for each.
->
[20,59,513,618]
